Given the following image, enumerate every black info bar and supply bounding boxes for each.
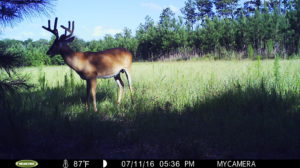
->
[0,159,298,168]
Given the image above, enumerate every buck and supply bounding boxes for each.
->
[42,17,133,112]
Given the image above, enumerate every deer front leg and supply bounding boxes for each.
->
[90,78,98,112]
[86,79,91,111]
[86,79,97,112]
[114,74,124,104]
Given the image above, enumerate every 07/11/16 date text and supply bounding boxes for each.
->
[120,160,195,168]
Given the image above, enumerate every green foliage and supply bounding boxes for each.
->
[38,71,46,90]
[0,40,23,71]
[181,0,197,27]
[50,55,64,65]
[69,38,87,52]
[247,44,254,59]
[196,0,214,19]
[214,0,238,18]
[255,55,262,77]
[273,55,281,86]
[267,39,274,57]
[287,0,300,53]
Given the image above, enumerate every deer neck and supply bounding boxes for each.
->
[59,45,81,72]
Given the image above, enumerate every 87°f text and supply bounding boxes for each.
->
[73,160,90,167]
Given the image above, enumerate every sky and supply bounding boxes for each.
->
[0,0,185,41]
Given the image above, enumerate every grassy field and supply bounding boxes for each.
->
[1,59,300,159]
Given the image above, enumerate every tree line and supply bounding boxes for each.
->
[1,0,300,65]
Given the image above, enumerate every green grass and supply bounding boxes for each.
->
[1,59,300,159]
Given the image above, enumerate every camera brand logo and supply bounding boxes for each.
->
[15,160,38,168]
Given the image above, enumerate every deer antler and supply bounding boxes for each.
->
[61,21,75,38]
[42,17,59,38]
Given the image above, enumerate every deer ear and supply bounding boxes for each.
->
[66,36,75,43]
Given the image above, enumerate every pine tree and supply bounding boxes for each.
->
[195,0,214,21]
[181,0,197,28]
[214,0,238,18]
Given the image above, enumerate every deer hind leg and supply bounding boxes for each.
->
[124,69,134,103]
[114,74,124,104]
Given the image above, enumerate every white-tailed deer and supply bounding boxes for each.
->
[42,17,133,112]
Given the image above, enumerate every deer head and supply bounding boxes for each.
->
[42,17,75,56]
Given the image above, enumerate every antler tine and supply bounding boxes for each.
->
[61,20,75,38]
[42,20,50,31]
[72,21,75,35]
[54,17,58,30]
[69,21,75,37]
[42,17,59,38]
[64,21,71,36]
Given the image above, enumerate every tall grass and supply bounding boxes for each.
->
[1,59,300,159]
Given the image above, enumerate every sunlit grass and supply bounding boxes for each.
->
[17,59,300,112]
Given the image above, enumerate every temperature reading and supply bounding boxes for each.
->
[73,160,90,167]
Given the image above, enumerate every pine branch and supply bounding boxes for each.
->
[0,76,33,98]
[0,0,55,26]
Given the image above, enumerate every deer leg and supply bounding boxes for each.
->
[114,74,124,104]
[90,78,98,112]
[86,79,91,111]
[124,69,134,103]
